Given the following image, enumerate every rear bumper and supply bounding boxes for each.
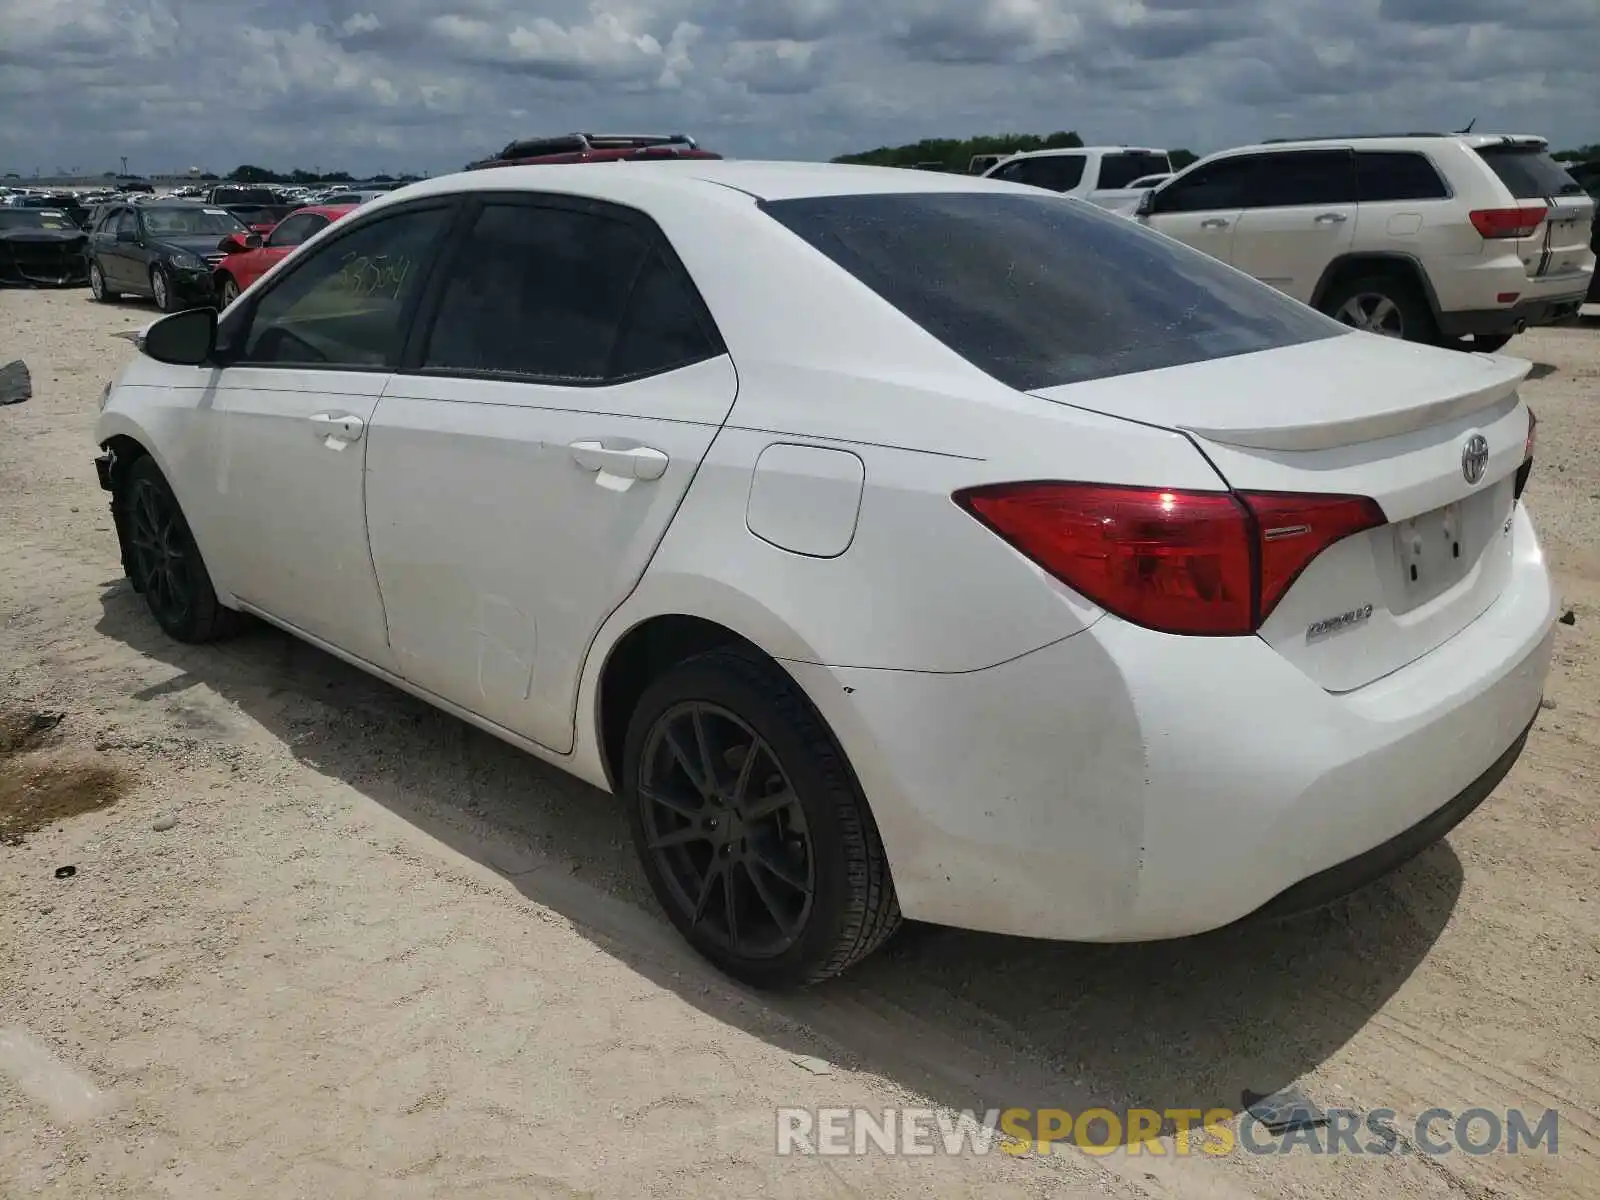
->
[786,503,1557,942]
[1438,288,1589,337]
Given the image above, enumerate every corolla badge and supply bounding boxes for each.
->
[1461,434,1490,485]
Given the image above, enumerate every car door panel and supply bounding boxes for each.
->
[1230,205,1355,301]
[185,200,458,672]
[1227,150,1359,302]
[200,366,398,671]
[366,357,737,752]
[1145,210,1240,262]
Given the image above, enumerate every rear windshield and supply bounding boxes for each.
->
[210,187,277,205]
[761,191,1343,392]
[1099,153,1172,190]
[1475,146,1586,199]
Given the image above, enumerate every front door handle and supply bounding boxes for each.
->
[1200,217,1230,229]
[310,412,364,441]
[1313,212,1349,224]
[569,440,669,481]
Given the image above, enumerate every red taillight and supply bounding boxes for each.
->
[1469,206,1546,239]
[1244,492,1389,621]
[955,483,1386,637]
[1515,408,1536,499]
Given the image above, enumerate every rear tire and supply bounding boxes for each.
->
[1320,273,1437,344]
[623,648,900,988]
[89,260,118,302]
[116,456,243,643]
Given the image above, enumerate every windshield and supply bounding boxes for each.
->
[762,191,1343,392]
[1475,146,1586,198]
[141,207,248,237]
[0,210,77,231]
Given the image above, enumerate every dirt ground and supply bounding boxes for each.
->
[1,288,1598,1200]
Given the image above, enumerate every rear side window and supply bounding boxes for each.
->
[1355,151,1449,201]
[1475,146,1586,199]
[421,202,720,382]
[763,191,1342,392]
[1098,153,1171,190]
[994,156,1086,192]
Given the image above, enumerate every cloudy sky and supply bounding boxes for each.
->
[2,0,1597,178]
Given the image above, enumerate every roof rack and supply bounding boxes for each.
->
[1259,132,1453,144]
[482,132,699,162]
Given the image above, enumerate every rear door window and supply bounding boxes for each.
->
[763,190,1341,392]
[1237,150,1357,208]
[1355,151,1449,201]
[1475,146,1586,199]
[419,201,719,382]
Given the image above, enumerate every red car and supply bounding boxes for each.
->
[212,204,356,306]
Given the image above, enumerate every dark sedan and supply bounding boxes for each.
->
[86,201,250,310]
[0,209,90,287]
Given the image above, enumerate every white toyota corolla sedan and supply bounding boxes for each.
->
[93,161,1555,987]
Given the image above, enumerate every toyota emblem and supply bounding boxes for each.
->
[1462,434,1490,485]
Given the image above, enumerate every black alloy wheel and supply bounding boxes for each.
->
[117,455,241,643]
[638,700,817,959]
[127,472,195,632]
[624,649,901,988]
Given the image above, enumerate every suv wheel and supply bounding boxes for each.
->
[1321,274,1436,343]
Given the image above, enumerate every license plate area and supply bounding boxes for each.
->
[1394,500,1471,605]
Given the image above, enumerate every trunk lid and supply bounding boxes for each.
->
[1031,333,1532,691]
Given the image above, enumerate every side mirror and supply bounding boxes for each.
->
[0,359,31,406]
[218,232,260,253]
[141,308,217,367]
[246,232,263,249]
[1136,189,1156,217]
[116,227,137,243]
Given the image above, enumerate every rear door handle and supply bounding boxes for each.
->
[309,412,364,441]
[1200,217,1230,229]
[569,440,669,481]
[1314,212,1349,224]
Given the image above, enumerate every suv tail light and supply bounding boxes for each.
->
[954,483,1386,636]
[1514,407,1536,499]
[1469,206,1547,239]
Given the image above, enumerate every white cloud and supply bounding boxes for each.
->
[0,0,1593,178]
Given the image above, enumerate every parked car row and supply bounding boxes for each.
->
[981,133,1597,350]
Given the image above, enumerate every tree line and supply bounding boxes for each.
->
[225,165,425,185]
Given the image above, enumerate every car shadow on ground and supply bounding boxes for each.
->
[95,583,1464,1136]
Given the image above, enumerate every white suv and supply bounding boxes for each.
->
[1135,133,1595,350]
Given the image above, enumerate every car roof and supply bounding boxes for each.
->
[292,204,358,219]
[1230,133,1548,154]
[382,160,1027,206]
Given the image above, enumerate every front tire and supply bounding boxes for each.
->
[89,260,118,302]
[623,648,900,988]
[1321,273,1436,343]
[117,455,242,643]
[150,265,176,312]
[217,273,240,308]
